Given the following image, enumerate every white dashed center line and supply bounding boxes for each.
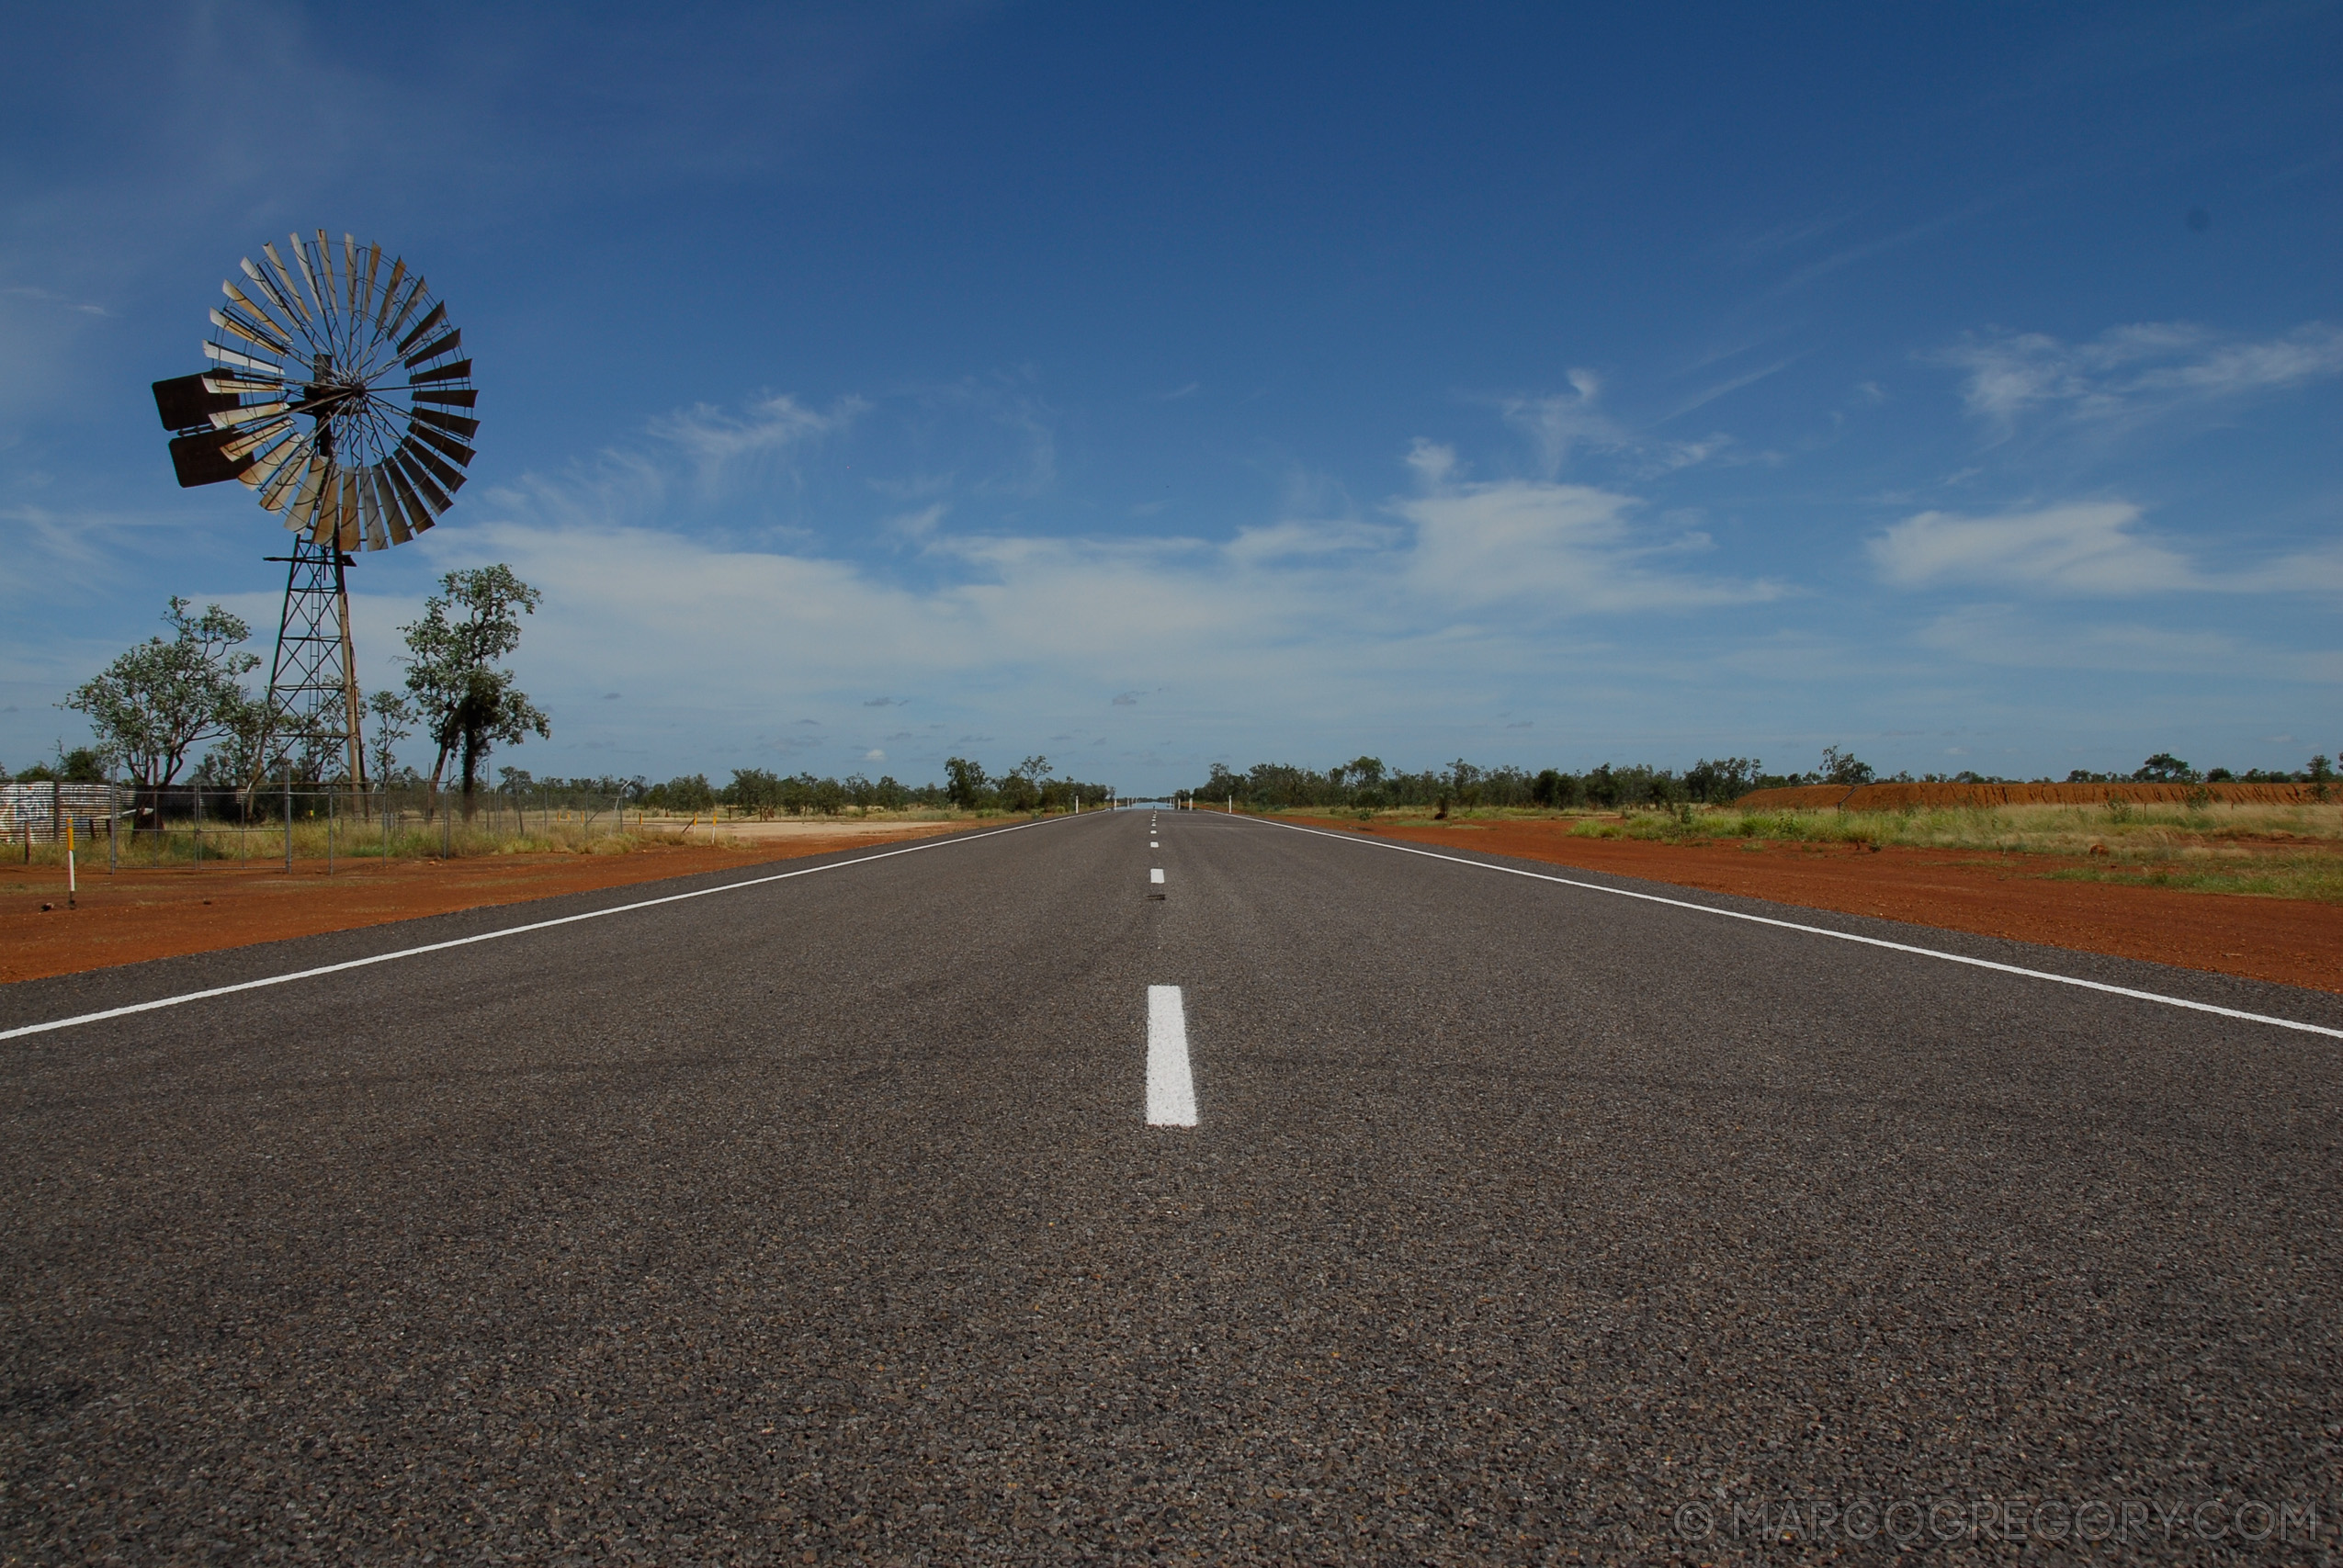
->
[1149,868,1165,884]
[1146,985,1197,1127]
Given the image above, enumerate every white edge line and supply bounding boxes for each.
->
[1244,816,2343,1041]
[3,817,1067,1043]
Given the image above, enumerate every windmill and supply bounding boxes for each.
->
[152,231,477,788]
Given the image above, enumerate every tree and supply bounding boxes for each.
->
[728,767,785,820]
[2134,752,2196,783]
[1819,746,1874,786]
[945,757,989,809]
[367,691,416,786]
[400,566,550,817]
[63,598,259,789]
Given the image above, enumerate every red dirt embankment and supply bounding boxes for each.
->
[1,824,966,987]
[1737,781,2323,811]
[1284,815,2341,995]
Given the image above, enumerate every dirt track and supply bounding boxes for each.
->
[0,822,964,987]
[1287,815,2342,994]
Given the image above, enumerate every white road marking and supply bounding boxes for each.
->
[2,817,1071,1043]
[1146,985,1197,1126]
[1246,817,2343,1042]
[1149,840,1159,848]
[1149,868,1165,884]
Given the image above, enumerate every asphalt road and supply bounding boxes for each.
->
[4,809,2341,1563]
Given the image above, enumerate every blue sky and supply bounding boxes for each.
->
[3,2,2337,792]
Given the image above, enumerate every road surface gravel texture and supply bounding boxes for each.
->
[3,810,2340,1563]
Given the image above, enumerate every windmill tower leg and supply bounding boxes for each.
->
[332,552,369,794]
[256,537,369,796]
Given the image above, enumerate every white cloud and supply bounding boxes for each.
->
[1870,501,2343,597]
[1396,478,1782,613]
[649,392,866,491]
[1223,519,1398,565]
[1868,502,2199,594]
[0,285,108,318]
[1498,374,1732,479]
[1936,321,2343,435]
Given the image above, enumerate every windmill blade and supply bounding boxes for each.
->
[409,422,475,468]
[390,445,453,514]
[259,438,317,511]
[261,244,310,322]
[208,400,289,430]
[238,430,304,489]
[223,281,299,343]
[200,374,288,396]
[336,467,364,552]
[315,459,345,541]
[311,460,341,542]
[411,387,479,408]
[209,306,291,356]
[394,300,448,356]
[357,467,391,551]
[402,327,459,367]
[408,357,471,387]
[404,439,469,493]
[369,465,414,545]
[315,231,339,319]
[379,448,431,520]
[372,257,407,332]
[204,341,282,376]
[282,457,328,532]
[343,234,361,313]
[221,415,294,457]
[360,243,382,321]
[408,406,481,440]
[382,448,442,528]
[381,274,429,343]
[297,231,330,323]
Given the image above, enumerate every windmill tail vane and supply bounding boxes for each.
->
[151,231,478,791]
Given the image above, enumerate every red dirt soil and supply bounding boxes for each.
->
[1285,815,2342,996]
[1738,781,2322,810]
[1,825,967,987]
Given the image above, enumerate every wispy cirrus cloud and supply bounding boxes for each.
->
[1497,373,1732,479]
[1935,321,2343,436]
[650,392,867,492]
[1,285,108,317]
[1869,500,2343,597]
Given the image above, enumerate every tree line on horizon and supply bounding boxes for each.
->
[1183,747,2338,811]
[621,755,1112,818]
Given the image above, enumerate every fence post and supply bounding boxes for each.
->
[283,773,293,873]
[108,784,118,874]
[326,786,334,876]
